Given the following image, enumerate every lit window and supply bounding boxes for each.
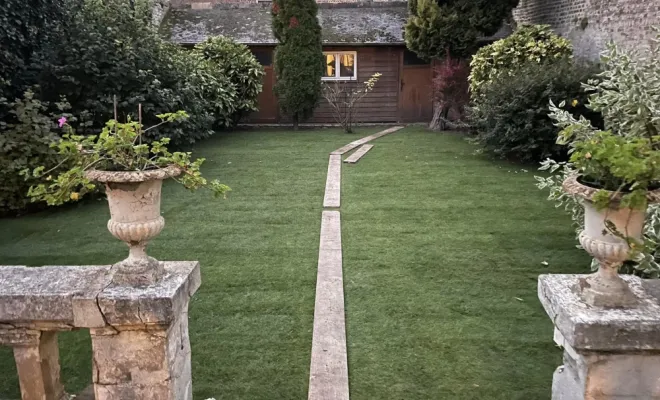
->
[322,51,357,81]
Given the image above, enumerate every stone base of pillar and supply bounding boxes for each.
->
[91,261,199,400]
[0,261,200,400]
[539,274,660,400]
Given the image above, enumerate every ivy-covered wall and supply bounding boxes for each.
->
[513,0,660,60]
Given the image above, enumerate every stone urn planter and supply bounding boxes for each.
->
[85,165,181,286]
[563,175,660,307]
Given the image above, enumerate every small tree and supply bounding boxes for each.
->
[405,0,520,60]
[430,57,470,130]
[271,0,324,129]
[405,0,519,130]
[322,73,381,134]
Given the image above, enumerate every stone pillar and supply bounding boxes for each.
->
[0,328,65,400]
[90,261,200,400]
[539,274,660,400]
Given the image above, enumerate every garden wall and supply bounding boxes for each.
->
[512,0,660,60]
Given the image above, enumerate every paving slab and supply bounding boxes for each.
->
[323,155,342,208]
[331,126,403,155]
[308,211,349,400]
[343,144,374,164]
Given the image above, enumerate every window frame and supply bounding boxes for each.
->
[322,51,358,81]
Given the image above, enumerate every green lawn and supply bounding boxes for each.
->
[0,127,587,399]
[342,128,588,399]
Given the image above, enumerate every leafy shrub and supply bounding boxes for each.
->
[536,36,660,277]
[0,91,64,215]
[469,25,573,96]
[469,60,600,163]
[33,0,231,146]
[0,0,65,97]
[194,37,265,125]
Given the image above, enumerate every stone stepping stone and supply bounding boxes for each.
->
[323,155,341,208]
[343,144,374,164]
[308,211,349,400]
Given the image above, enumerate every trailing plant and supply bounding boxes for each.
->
[537,35,660,276]
[193,37,265,125]
[0,91,67,215]
[22,111,231,206]
[322,73,382,133]
[430,56,470,131]
[271,0,324,129]
[469,25,572,97]
[469,59,600,162]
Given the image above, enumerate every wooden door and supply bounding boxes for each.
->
[250,47,278,123]
[399,50,433,122]
[254,66,278,122]
[400,66,433,122]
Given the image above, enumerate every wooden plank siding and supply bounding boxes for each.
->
[311,46,401,124]
[245,45,433,124]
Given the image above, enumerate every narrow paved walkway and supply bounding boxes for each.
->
[308,126,403,400]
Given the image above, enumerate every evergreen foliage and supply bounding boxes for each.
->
[405,0,520,59]
[271,0,324,128]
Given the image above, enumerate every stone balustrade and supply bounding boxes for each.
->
[539,274,660,400]
[0,261,200,400]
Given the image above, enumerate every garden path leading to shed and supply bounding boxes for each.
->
[0,127,588,399]
[310,126,402,400]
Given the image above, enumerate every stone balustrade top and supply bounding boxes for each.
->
[539,274,660,352]
[0,262,200,330]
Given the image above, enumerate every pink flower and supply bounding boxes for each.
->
[58,116,67,128]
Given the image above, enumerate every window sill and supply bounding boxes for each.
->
[322,77,357,82]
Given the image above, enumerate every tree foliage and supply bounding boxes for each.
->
[468,59,599,163]
[0,0,66,97]
[405,0,520,59]
[194,37,265,125]
[469,25,572,96]
[271,0,324,128]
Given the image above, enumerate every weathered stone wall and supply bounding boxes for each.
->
[170,0,402,8]
[512,0,660,60]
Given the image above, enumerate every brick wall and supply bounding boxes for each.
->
[513,0,660,60]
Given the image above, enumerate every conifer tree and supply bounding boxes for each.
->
[271,0,324,129]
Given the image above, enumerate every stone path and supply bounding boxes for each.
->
[323,155,342,208]
[343,144,374,164]
[308,126,403,400]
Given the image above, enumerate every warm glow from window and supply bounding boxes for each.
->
[322,51,357,80]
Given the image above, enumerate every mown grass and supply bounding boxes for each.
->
[341,127,589,399]
[0,126,587,399]
[0,127,377,399]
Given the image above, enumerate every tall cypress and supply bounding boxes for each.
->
[271,0,323,129]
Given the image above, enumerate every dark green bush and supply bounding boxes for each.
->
[468,60,601,163]
[0,91,63,214]
[194,37,264,126]
[33,0,235,145]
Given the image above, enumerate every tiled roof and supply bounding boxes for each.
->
[161,5,409,45]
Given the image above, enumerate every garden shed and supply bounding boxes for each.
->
[161,2,435,123]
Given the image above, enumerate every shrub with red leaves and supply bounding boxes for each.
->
[271,3,279,14]
[288,16,299,28]
[430,56,470,130]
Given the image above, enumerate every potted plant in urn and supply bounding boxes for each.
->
[548,39,660,307]
[22,110,230,286]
